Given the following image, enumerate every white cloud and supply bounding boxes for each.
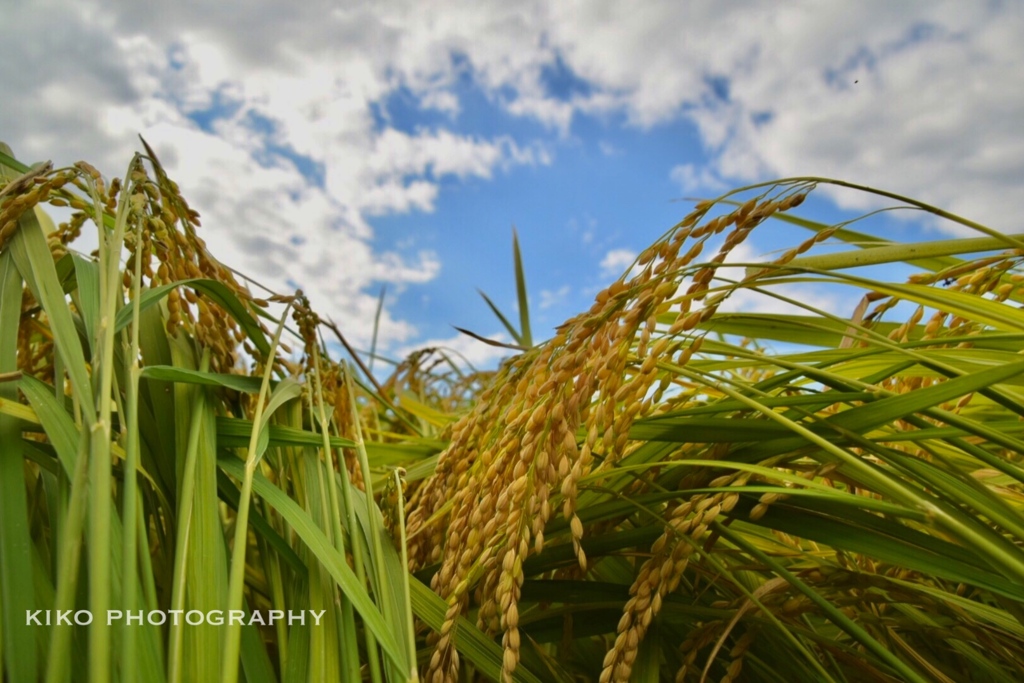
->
[600,248,638,279]
[690,7,1019,236]
[396,330,515,370]
[598,140,623,157]
[717,282,851,319]
[419,89,460,116]
[711,241,848,317]
[670,163,727,195]
[366,128,501,182]
[560,4,1018,235]
[567,215,597,245]
[539,285,571,310]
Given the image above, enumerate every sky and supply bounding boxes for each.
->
[2,1,1021,368]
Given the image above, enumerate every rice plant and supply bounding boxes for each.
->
[3,139,1024,683]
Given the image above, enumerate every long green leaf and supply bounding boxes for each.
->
[7,192,95,426]
[216,416,357,450]
[0,245,38,683]
[512,227,533,348]
[17,374,79,475]
[217,457,407,667]
[114,278,270,357]
[142,365,266,393]
[409,579,545,683]
[253,377,303,465]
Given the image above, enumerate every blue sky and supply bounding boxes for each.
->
[2,1,1021,366]
[371,88,708,345]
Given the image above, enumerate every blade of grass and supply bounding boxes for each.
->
[221,303,292,683]
[114,278,270,356]
[120,174,147,682]
[307,349,372,682]
[0,244,38,683]
[408,578,545,683]
[344,365,418,682]
[512,227,532,347]
[714,520,931,683]
[216,416,356,450]
[167,349,213,683]
[772,233,1024,277]
[477,289,524,347]
[85,158,132,683]
[6,174,94,425]
[217,456,410,669]
[369,285,385,375]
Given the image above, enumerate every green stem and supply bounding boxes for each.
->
[88,165,130,683]
[761,232,1024,278]
[167,349,211,683]
[120,160,146,683]
[220,303,291,683]
[310,344,366,682]
[715,521,931,683]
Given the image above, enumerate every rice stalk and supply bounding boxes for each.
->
[5,139,1024,683]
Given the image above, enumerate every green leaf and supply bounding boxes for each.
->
[0,246,38,683]
[141,365,266,393]
[477,288,523,347]
[115,278,271,357]
[216,416,357,450]
[70,252,101,354]
[691,313,907,348]
[240,599,279,683]
[17,374,79,476]
[254,377,303,464]
[513,227,533,348]
[797,276,1024,334]
[734,497,1023,601]
[779,233,1024,276]
[7,197,95,425]
[408,578,546,683]
[215,471,305,573]
[217,457,407,669]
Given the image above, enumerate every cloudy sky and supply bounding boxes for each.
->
[3,1,1020,366]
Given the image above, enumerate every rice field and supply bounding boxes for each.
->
[3,140,1024,682]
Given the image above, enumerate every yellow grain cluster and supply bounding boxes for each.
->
[405,184,815,682]
[2,148,271,382]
